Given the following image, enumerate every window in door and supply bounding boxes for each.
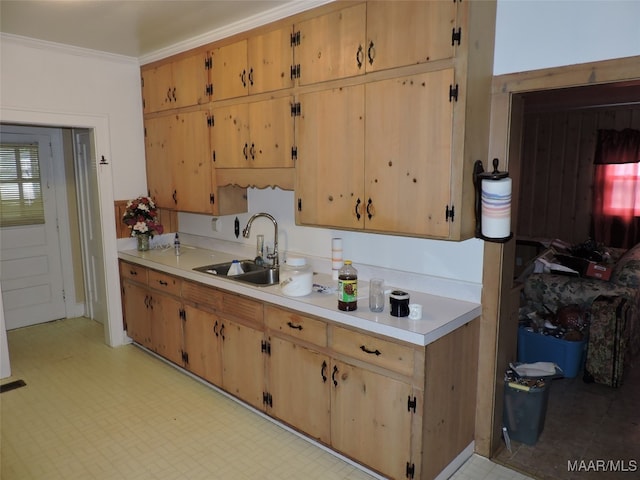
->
[0,142,44,227]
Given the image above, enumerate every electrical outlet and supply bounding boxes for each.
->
[211,217,218,232]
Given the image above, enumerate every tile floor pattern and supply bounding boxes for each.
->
[1,317,533,480]
[495,358,640,480]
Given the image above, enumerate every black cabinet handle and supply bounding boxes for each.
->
[355,198,362,220]
[287,321,303,330]
[356,45,364,69]
[367,41,375,65]
[129,270,137,276]
[250,143,255,160]
[241,69,246,87]
[321,360,327,383]
[158,280,168,286]
[171,87,176,102]
[172,190,177,204]
[243,143,248,160]
[332,365,339,387]
[220,323,225,341]
[166,88,172,102]
[213,320,219,337]
[360,345,381,356]
[366,198,373,220]
[249,67,254,86]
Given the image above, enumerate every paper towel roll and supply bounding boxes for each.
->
[332,238,343,279]
[481,177,512,239]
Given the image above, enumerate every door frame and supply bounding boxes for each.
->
[1,107,124,348]
[475,54,640,457]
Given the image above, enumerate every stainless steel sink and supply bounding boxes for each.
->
[193,260,279,286]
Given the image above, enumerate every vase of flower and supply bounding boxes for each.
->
[122,196,164,251]
[137,233,150,251]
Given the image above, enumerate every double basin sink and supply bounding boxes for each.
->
[193,259,279,287]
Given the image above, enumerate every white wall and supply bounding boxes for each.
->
[0,35,146,200]
[493,0,640,75]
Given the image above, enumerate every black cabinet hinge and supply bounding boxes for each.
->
[291,146,298,160]
[445,204,455,222]
[449,84,459,102]
[212,150,216,163]
[297,198,302,212]
[207,115,214,127]
[290,64,301,79]
[407,396,417,413]
[182,350,189,365]
[290,102,301,117]
[210,193,215,205]
[290,31,301,47]
[205,56,212,70]
[452,27,462,46]
[263,392,273,408]
[261,340,271,355]
[406,462,415,479]
[206,84,213,97]
[179,308,186,321]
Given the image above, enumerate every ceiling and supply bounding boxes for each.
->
[0,0,300,59]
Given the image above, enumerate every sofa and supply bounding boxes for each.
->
[523,242,640,385]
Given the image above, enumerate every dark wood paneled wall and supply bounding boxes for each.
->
[517,106,640,244]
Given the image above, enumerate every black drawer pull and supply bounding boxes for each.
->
[360,345,381,356]
[129,270,137,276]
[158,280,168,286]
[287,321,303,330]
[321,360,327,383]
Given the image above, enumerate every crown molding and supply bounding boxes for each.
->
[0,32,139,65]
[139,0,334,65]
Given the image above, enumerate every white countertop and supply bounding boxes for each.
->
[118,245,481,346]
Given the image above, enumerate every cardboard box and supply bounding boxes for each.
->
[585,261,613,281]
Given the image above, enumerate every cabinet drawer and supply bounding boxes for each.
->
[222,293,263,326]
[148,270,182,296]
[332,326,414,377]
[265,305,327,347]
[119,261,148,285]
[182,280,223,311]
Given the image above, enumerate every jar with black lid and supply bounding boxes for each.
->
[338,260,358,311]
[390,290,410,317]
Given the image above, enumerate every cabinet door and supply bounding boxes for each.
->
[145,115,176,209]
[221,319,265,410]
[248,26,294,94]
[365,1,457,73]
[150,292,183,365]
[122,282,151,348]
[295,3,366,85]
[268,337,331,444]
[331,360,413,480]
[365,69,454,237]
[171,110,214,214]
[248,97,295,168]
[296,85,365,228]
[142,63,174,114]
[211,103,250,169]
[172,52,209,109]
[183,305,223,386]
[210,40,249,101]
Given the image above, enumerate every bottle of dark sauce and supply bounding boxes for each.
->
[338,260,358,311]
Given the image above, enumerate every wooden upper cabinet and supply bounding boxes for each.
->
[142,51,209,113]
[248,26,294,94]
[296,85,365,229]
[295,3,366,86]
[145,111,214,214]
[211,96,295,169]
[210,25,294,101]
[210,40,249,101]
[365,69,454,238]
[364,0,457,73]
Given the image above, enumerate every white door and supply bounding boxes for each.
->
[0,128,66,329]
[73,129,107,324]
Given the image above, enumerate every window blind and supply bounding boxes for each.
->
[0,142,45,227]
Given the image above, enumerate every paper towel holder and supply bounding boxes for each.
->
[473,158,513,243]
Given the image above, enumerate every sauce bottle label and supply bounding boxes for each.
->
[338,279,357,303]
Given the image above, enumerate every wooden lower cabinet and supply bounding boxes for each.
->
[119,263,479,480]
[268,336,331,443]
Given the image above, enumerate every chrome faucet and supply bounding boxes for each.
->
[243,212,279,267]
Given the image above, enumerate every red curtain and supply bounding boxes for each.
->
[592,129,640,249]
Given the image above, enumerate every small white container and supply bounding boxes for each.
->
[280,256,313,297]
